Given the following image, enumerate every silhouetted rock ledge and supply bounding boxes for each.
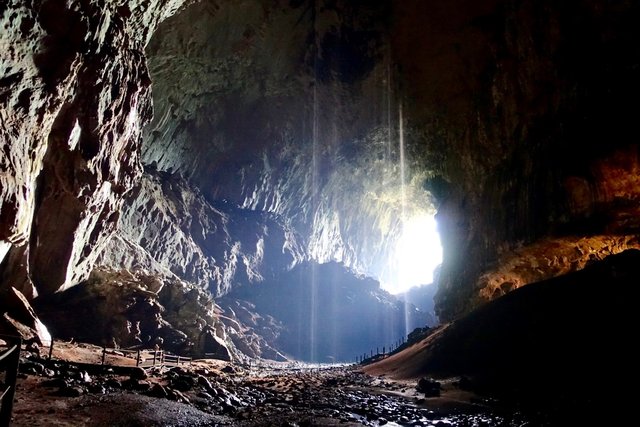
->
[365,250,640,424]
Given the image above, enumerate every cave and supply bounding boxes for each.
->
[1,0,639,425]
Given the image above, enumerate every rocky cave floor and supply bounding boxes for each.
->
[8,342,534,427]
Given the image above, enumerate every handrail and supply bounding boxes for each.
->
[0,345,18,363]
[0,335,21,426]
[46,338,193,370]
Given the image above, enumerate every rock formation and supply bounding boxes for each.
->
[97,166,305,297]
[0,0,189,298]
[34,267,233,359]
[0,286,51,346]
[2,0,640,358]
[393,0,640,319]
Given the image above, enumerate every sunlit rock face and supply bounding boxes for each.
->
[97,166,305,297]
[142,0,437,291]
[0,0,189,297]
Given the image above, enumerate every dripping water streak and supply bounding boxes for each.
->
[399,102,410,337]
[399,103,406,223]
[386,55,393,161]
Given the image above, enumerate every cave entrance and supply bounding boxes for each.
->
[385,213,442,295]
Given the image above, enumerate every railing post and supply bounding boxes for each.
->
[0,337,21,427]
[102,347,106,366]
[177,355,180,365]
[136,350,141,367]
[152,350,157,367]
[48,339,54,361]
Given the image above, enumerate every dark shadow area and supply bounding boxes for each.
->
[370,249,640,424]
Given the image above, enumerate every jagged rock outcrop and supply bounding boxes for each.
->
[217,299,288,361]
[33,267,232,359]
[0,286,51,346]
[0,0,191,297]
[97,167,306,296]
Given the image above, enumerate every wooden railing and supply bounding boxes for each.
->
[102,348,192,368]
[0,335,21,426]
[46,339,192,370]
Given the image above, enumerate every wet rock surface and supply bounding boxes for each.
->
[12,349,528,427]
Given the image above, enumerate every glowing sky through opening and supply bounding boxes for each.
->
[384,214,442,294]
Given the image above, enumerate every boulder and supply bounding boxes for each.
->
[415,378,441,397]
[0,287,51,346]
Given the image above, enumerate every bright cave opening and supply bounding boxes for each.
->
[386,214,442,295]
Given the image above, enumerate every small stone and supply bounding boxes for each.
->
[147,383,168,398]
[415,378,441,397]
[105,378,122,389]
[221,365,235,374]
[79,371,92,383]
[130,367,148,380]
[88,384,106,394]
[197,391,213,399]
[172,377,194,392]
[198,375,214,391]
[59,385,84,397]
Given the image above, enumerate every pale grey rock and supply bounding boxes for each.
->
[0,0,191,297]
[97,168,306,297]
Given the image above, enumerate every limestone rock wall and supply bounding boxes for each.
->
[4,0,640,331]
[97,167,306,297]
[0,0,190,298]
